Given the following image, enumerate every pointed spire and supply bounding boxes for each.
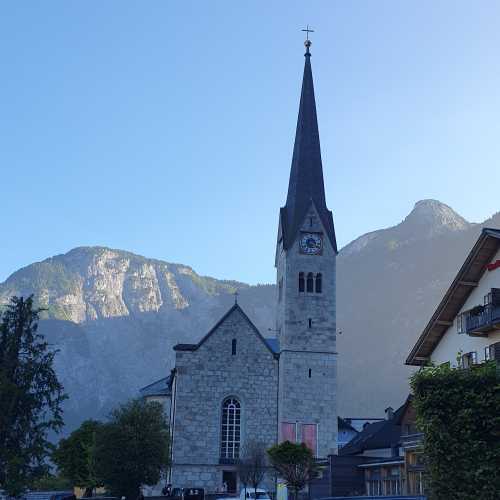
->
[281,36,337,252]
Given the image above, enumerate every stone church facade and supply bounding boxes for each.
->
[143,39,338,493]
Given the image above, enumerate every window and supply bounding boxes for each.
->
[278,278,283,302]
[485,345,491,361]
[298,273,305,293]
[308,368,312,378]
[461,351,477,369]
[308,318,312,328]
[231,339,237,356]
[456,313,466,334]
[220,398,241,459]
[281,422,297,442]
[301,424,317,457]
[315,273,322,293]
[306,273,314,293]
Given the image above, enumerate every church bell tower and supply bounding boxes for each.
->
[275,36,338,458]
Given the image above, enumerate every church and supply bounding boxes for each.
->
[141,37,338,493]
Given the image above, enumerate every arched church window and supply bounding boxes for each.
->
[220,397,241,460]
[315,273,322,293]
[306,273,314,293]
[232,339,237,355]
[299,273,305,293]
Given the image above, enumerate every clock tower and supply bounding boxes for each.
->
[275,38,338,457]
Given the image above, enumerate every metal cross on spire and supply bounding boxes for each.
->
[301,25,314,53]
[233,290,239,305]
[302,25,314,41]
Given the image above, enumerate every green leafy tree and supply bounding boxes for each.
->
[267,441,317,500]
[53,420,103,496]
[95,399,170,500]
[31,474,73,492]
[0,296,66,497]
[411,361,500,500]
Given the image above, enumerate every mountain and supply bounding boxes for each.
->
[0,248,276,430]
[1,200,499,431]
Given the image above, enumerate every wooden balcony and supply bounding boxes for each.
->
[465,304,500,336]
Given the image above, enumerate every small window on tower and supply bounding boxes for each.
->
[299,273,305,293]
[232,339,237,356]
[306,273,314,293]
[315,273,322,293]
[278,278,283,302]
[308,368,312,378]
[308,318,312,328]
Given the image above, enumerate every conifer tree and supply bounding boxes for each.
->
[0,296,66,496]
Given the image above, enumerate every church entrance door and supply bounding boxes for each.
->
[222,470,237,494]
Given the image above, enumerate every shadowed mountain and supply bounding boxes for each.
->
[1,200,498,431]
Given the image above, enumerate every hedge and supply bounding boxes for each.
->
[410,361,500,500]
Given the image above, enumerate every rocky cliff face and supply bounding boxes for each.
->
[0,248,275,430]
[1,200,499,431]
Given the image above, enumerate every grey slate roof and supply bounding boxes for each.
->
[280,49,337,252]
[265,337,280,353]
[339,402,406,456]
[338,417,358,433]
[139,374,172,398]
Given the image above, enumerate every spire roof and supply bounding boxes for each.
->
[280,43,337,251]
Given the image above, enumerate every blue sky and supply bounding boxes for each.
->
[1,1,500,284]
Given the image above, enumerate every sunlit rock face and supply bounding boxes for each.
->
[0,247,201,323]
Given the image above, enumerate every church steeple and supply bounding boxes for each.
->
[280,38,337,252]
[275,33,338,458]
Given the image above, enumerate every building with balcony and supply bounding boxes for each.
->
[407,228,500,367]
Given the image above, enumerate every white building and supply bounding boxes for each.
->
[407,228,500,367]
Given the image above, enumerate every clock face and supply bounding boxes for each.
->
[299,233,323,255]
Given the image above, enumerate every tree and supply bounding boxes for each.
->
[31,474,72,492]
[0,296,66,497]
[238,441,267,500]
[53,420,103,496]
[411,361,500,500]
[95,399,170,500]
[267,442,317,500]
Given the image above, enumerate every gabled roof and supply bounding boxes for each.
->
[280,47,337,252]
[339,403,405,456]
[173,303,279,358]
[406,228,500,365]
[139,374,172,398]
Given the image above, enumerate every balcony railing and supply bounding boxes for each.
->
[465,304,500,335]
[401,432,424,449]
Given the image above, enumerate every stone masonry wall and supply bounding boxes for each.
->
[171,306,279,492]
[276,204,338,456]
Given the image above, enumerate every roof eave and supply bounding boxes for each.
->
[406,228,500,365]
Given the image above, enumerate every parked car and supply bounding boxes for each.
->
[218,488,271,500]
